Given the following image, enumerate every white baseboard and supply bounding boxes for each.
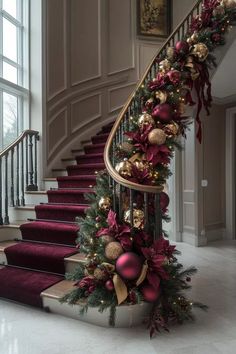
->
[182,232,207,247]
[206,228,226,242]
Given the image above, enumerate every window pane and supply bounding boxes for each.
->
[3,18,17,63]
[3,92,18,148]
[2,0,17,19]
[3,62,18,84]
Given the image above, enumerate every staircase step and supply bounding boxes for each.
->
[35,204,87,221]
[57,175,97,188]
[91,133,109,144]
[0,241,18,264]
[67,163,105,176]
[84,143,105,154]
[43,178,58,190]
[52,168,67,177]
[20,221,79,245]
[4,241,77,275]
[76,153,104,165]
[0,266,63,307]
[9,205,36,221]
[61,158,77,166]
[71,148,83,156]
[47,189,94,204]
[25,191,48,204]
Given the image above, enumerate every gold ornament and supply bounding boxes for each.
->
[221,0,236,9]
[213,5,225,16]
[124,209,145,229]
[166,47,175,59]
[191,43,209,62]
[98,197,112,212]
[155,90,168,103]
[187,32,199,45]
[138,113,155,128]
[120,142,133,153]
[94,268,107,280]
[100,235,115,244]
[133,160,149,172]
[185,56,200,80]
[164,121,179,137]
[159,59,171,73]
[148,128,167,145]
[115,160,132,178]
[105,242,123,260]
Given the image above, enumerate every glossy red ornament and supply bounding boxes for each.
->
[141,284,160,302]
[167,70,181,85]
[160,192,170,211]
[152,103,172,122]
[175,41,189,54]
[105,279,114,291]
[116,252,142,280]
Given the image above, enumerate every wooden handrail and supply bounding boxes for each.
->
[0,130,39,158]
[104,0,203,192]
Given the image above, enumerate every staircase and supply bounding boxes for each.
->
[0,0,236,327]
[0,122,112,310]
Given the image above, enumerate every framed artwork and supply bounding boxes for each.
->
[137,0,172,39]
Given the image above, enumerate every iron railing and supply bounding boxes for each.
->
[0,130,39,224]
[104,0,203,239]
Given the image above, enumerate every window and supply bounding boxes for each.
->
[0,0,29,149]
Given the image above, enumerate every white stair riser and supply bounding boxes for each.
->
[52,170,67,177]
[25,193,48,205]
[61,160,77,167]
[41,298,151,328]
[8,207,35,221]
[0,228,21,241]
[44,180,58,190]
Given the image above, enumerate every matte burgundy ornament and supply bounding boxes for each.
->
[105,279,115,291]
[160,192,170,211]
[152,103,172,123]
[141,284,160,302]
[116,252,142,280]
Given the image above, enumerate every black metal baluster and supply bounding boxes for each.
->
[4,153,9,225]
[16,144,20,206]
[10,149,15,207]
[129,189,134,228]
[144,192,149,232]
[154,193,162,240]
[0,157,3,225]
[27,134,37,191]
[21,140,25,206]
[25,135,29,188]
[34,134,38,190]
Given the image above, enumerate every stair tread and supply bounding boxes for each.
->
[65,253,85,263]
[0,241,18,251]
[14,205,35,210]
[44,178,57,181]
[41,279,75,299]
[47,188,93,194]
[84,143,105,148]
[25,191,47,195]
[67,162,105,169]
[57,175,96,180]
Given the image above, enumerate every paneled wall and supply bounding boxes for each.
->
[44,0,137,173]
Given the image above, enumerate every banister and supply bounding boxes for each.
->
[104,0,203,192]
[0,130,39,158]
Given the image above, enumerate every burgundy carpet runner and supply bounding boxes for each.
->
[0,122,112,308]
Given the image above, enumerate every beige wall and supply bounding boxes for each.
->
[44,0,137,173]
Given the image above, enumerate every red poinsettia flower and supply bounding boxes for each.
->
[145,145,171,166]
[148,73,167,91]
[125,124,153,153]
[97,210,132,251]
[128,165,153,185]
[133,230,153,252]
[152,238,176,259]
[77,276,96,294]
[141,242,170,285]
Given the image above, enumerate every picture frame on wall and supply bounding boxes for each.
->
[137,0,172,39]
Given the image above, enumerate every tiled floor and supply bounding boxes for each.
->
[1,240,236,354]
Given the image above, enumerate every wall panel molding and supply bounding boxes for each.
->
[47,106,68,159]
[46,0,67,101]
[108,82,136,113]
[70,92,102,134]
[70,0,102,86]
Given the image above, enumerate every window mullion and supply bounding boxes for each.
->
[0,0,3,78]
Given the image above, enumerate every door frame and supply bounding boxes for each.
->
[225,107,236,239]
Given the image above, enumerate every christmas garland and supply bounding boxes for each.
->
[61,0,236,338]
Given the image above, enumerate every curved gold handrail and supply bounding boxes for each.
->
[104,0,202,192]
[0,130,39,158]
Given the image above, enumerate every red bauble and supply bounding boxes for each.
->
[116,252,142,280]
[175,41,189,54]
[152,103,172,123]
[105,279,114,291]
[141,284,160,302]
[160,192,170,211]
